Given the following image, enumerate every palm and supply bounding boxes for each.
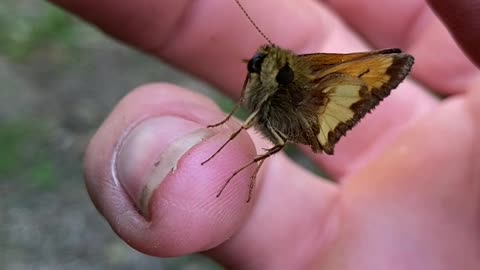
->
[51,0,480,269]
[226,1,480,268]
[316,93,480,268]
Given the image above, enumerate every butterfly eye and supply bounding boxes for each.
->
[248,53,267,73]
[276,63,294,85]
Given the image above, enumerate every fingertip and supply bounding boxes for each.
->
[84,83,258,256]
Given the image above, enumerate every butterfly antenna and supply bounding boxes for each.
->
[234,0,274,45]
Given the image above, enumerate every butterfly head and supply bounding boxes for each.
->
[244,45,297,110]
[247,45,296,86]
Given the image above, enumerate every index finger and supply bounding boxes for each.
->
[50,0,437,177]
[428,0,480,66]
[325,0,480,94]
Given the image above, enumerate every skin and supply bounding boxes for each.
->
[49,0,480,269]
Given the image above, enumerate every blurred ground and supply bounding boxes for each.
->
[0,1,224,269]
[0,1,324,269]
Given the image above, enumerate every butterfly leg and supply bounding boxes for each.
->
[247,159,265,202]
[207,101,242,128]
[217,124,287,200]
[207,77,249,128]
[217,142,286,200]
[245,142,286,201]
[201,110,259,165]
[245,124,287,201]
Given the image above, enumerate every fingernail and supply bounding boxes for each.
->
[114,116,213,218]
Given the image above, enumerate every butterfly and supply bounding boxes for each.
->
[201,1,414,201]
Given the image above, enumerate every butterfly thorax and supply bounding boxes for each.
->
[243,45,325,151]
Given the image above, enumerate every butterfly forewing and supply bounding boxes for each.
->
[302,51,414,153]
[300,49,402,72]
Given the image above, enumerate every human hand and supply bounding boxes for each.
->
[50,0,480,269]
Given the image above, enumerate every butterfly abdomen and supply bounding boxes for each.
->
[255,90,323,151]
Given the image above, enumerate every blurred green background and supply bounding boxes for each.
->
[0,1,323,269]
[0,1,225,269]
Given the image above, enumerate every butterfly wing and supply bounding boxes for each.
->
[301,49,414,154]
[300,48,402,72]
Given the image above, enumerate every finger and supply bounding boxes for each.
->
[325,0,480,94]
[315,85,480,268]
[52,0,438,180]
[428,0,480,65]
[310,83,436,179]
[209,154,338,269]
[84,83,338,269]
[49,0,428,95]
[84,83,258,256]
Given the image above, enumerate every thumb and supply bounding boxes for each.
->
[84,83,256,256]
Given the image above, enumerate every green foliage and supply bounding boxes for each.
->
[28,160,56,189]
[0,3,76,60]
[0,120,57,189]
[0,121,32,174]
